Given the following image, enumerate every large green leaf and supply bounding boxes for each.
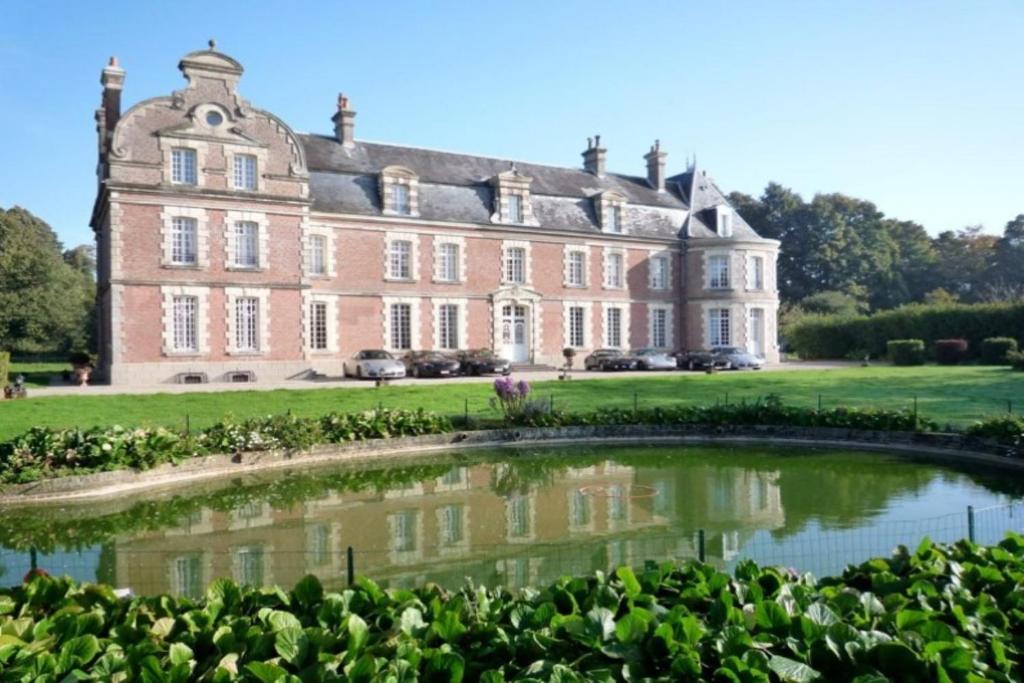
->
[768,655,821,682]
[274,626,309,666]
[167,641,193,667]
[615,609,652,645]
[292,575,323,611]
[616,566,642,600]
[245,661,288,682]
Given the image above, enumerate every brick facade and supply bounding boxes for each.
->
[91,46,780,385]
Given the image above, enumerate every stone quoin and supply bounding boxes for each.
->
[90,44,781,385]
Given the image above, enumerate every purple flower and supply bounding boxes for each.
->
[516,379,531,397]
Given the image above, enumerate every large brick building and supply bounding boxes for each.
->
[91,44,780,385]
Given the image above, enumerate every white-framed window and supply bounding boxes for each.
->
[568,306,586,348]
[607,205,622,234]
[391,184,411,215]
[505,246,526,284]
[307,524,331,567]
[650,255,669,290]
[605,252,624,288]
[507,494,533,539]
[389,240,412,280]
[170,554,203,600]
[718,211,733,237]
[309,234,326,276]
[749,255,765,290]
[310,301,328,351]
[507,194,523,224]
[233,546,264,586]
[170,217,197,265]
[233,154,257,191]
[567,250,585,287]
[391,510,418,553]
[437,303,460,350]
[651,308,668,348]
[709,255,730,289]
[172,296,198,352]
[569,490,593,530]
[438,242,460,282]
[233,221,260,268]
[390,303,412,350]
[439,504,465,547]
[709,308,731,346]
[234,297,260,352]
[171,148,197,185]
[605,306,623,347]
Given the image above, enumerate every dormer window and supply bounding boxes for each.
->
[596,191,627,234]
[508,195,523,224]
[716,207,733,237]
[171,148,197,185]
[233,154,257,191]
[380,166,419,217]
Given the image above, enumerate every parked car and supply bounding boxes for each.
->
[402,351,461,378]
[712,346,765,370]
[584,349,638,371]
[673,349,731,371]
[456,349,512,376]
[344,350,406,379]
[632,348,677,371]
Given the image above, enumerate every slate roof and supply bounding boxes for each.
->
[299,134,764,241]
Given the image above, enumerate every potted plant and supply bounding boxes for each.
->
[560,347,576,380]
[69,351,93,386]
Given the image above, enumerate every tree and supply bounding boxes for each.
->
[930,227,998,302]
[990,214,1024,298]
[0,206,95,354]
[798,291,868,317]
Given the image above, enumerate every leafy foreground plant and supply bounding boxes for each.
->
[3,536,1024,681]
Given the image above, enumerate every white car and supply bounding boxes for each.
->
[344,350,407,379]
[632,348,677,370]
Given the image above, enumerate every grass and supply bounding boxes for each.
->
[0,365,1020,441]
[6,362,65,388]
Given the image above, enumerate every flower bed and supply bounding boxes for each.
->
[1,536,1022,680]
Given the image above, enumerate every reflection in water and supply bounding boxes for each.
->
[0,444,1021,596]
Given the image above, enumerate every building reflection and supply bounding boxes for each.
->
[109,460,786,597]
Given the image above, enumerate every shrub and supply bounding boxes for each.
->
[4,536,1024,681]
[934,338,968,365]
[1009,350,1024,372]
[887,339,925,365]
[966,415,1024,445]
[981,337,1019,364]
[786,301,1024,359]
[0,351,8,384]
[68,350,93,367]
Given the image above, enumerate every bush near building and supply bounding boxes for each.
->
[934,338,969,365]
[887,339,926,366]
[981,337,1020,365]
[786,302,1024,360]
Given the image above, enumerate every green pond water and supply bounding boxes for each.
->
[2,443,1023,596]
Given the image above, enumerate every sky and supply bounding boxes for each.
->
[1,1,1022,248]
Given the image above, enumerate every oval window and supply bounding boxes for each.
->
[205,111,224,126]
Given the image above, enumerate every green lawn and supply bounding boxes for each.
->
[0,366,1021,441]
[6,362,65,388]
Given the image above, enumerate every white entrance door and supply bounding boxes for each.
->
[749,308,766,357]
[501,304,529,363]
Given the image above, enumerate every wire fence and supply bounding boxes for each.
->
[4,501,1023,598]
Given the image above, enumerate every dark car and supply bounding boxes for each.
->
[673,349,731,371]
[402,351,461,378]
[583,349,638,371]
[456,349,512,376]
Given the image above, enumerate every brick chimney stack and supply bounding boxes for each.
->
[582,135,606,177]
[644,139,667,192]
[332,93,357,148]
[100,56,125,134]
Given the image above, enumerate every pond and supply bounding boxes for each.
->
[1,443,1023,597]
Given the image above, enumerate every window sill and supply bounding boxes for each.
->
[163,350,206,358]
[384,276,417,283]
[565,283,587,289]
[382,210,418,218]
[227,266,266,273]
[227,351,265,357]
[162,263,203,270]
[432,279,465,285]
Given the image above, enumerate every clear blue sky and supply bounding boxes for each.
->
[2,1,1021,248]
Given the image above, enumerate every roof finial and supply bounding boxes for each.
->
[208,39,217,50]
[338,92,349,110]
[108,56,119,67]
[595,134,601,148]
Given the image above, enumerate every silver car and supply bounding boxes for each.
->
[632,348,677,370]
[712,346,765,370]
[344,349,407,379]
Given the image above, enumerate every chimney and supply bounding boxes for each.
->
[100,56,125,134]
[582,135,606,177]
[644,139,667,192]
[332,93,356,148]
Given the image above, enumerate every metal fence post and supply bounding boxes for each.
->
[633,391,639,413]
[346,546,355,586]
[967,506,975,543]
[1008,400,1013,415]
[913,396,918,426]
[698,529,706,563]
[464,398,469,424]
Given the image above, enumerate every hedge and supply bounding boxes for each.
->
[934,338,968,365]
[785,301,1024,360]
[2,536,1024,681]
[0,351,8,385]
[981,337,1019,365]
[887,339,925,366]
